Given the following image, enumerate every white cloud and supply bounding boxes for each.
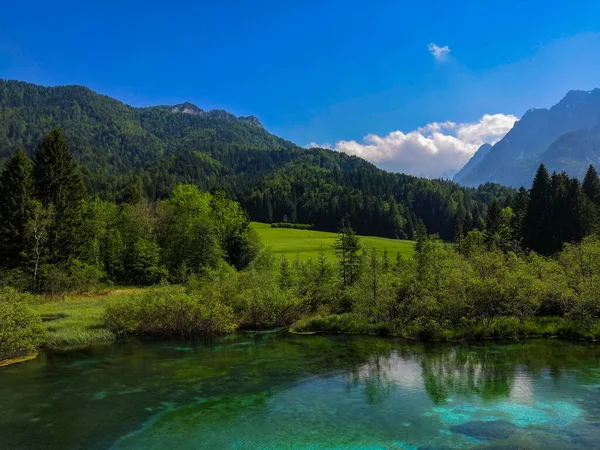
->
[428,43,450,60]
[306,142,332,150]
[330,113,517,179]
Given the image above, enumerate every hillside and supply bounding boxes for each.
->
[251,222,414,262]
[0,79,513,240]
[454,89,600,187]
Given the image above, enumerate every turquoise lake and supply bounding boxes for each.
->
[2,333,600,449]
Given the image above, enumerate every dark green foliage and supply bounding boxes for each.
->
[484,198,502,247]
[414,219,428,253]
[0,288,45,360]
[294,232,600,340]
[524,164,553,254]
[104,286,236,337]
[583,165,600,233]
[119,183,142,204]
[0,130,262,291]
[0,149,34,268]
[270,223,314,230]
[4,82,600,342]
[516,164,596,255]
[33,128,86,262]
[509,187,529,249]
[279,255,291,289]
[333,219,362,287]
[0,79,513,241]
[209,187,261,270]
[583,164,600,206]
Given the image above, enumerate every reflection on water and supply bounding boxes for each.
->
[1,333,600,449]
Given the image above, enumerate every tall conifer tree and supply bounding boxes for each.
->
[510,187,529,250]
[334,218,361,286]
[33,128,86,262]
[484,198,502,247]
[583,165,600,207]
[524,164,552,254]
[0,148,35,268]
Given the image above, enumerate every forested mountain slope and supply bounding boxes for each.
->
[0,79,512,240]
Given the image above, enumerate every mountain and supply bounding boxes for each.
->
[170,101,263,127]
[454,89,600,187]
[453,144,492,183]
[0,79,513,240]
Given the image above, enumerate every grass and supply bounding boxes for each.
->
[35,288,146,348]
[251,222,415,262]
[292,314,600,341]
[292,313,382,334]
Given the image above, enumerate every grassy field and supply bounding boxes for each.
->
[251,222,415,262]
[32,226,412,349]
[35,288,145,348]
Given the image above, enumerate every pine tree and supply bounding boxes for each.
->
[582,165,600,233]
[471,206,484,231]
[316,243,327,286]
[550,172,570,253]
[509,187,529,251]
[395,251,402,269]
[484,199,502,247]
[0,148,35,268]
[381,248,390,273]
[120,183,141,204]
[367,247,379,308]
[524,164,552,255]
[33,128,86,262]
[414,219,428,253]
[333,218,361,286]
[279,254,290,289]
[454,221,463,253]
[463,211,473,234]
[583,165,600,207]
[565,177,587,243]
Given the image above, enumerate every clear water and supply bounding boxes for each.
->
[2,333,600,449]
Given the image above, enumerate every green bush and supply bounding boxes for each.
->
[104,286,236,337]
[37,259,108,297]
[235,268,304,329]
[0,288,46,361]
[66,259,108,294]
[0,268,33,291]
[270,223,314,230]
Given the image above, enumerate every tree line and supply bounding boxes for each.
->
[0,129,261,294]
[4,151,600,360]
[0,79,513,241]
[467,163,600,256]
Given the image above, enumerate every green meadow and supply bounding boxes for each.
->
[251,222,415,262]
[35,288,146,348]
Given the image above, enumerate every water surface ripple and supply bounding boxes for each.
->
[1,334,600,449]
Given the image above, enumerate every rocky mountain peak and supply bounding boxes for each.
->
[454,87,600,188]
[171,102,204,115]
[238,115,263,128]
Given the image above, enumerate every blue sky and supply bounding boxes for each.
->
[1,0,600,177]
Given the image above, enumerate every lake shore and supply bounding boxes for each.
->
[0,353,38,367]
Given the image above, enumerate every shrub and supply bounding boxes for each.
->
[235,268,304,329]
[0,288,46,361]
[292,313,372,334]
[67,259,108,294]
[37,260,108,297]
[0,268,33,291]
[104,287,236,337]
[270,223,314,230]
